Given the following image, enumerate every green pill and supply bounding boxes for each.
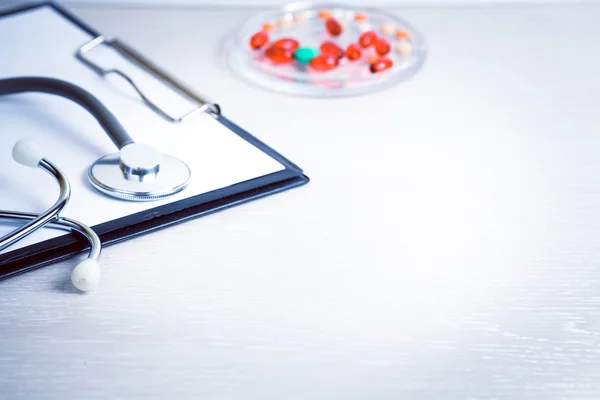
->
[293,47,320,64]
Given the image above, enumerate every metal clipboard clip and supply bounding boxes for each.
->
[76,36,221,123]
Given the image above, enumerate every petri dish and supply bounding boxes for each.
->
[225,2,427,97]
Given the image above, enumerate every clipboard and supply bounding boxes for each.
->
[0,2,309,280]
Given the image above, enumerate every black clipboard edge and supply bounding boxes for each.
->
[0,174,308,281]
[0,2,309,280]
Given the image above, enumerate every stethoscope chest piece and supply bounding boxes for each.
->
[0,77,202,291]
[89,143,191,201]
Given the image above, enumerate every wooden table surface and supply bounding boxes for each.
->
[1,3,600,399]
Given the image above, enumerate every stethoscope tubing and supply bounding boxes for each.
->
[0,158,70,252]
[0,211,101,261]
[0,76,147,290]
[0,77,133,149]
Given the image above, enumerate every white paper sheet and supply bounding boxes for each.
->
[0,7,285,253]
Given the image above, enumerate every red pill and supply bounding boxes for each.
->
[369,58,393,73]
[273,38,300,52]
[374,37,391,56]
[325,18,343,37]
[359,30,377,48]
[344,43,362,61]
[320,41,343,59]
[250,31,269,50]
[265,44,293,64]
[309,54,339,72]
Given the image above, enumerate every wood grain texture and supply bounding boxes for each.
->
[1,4,600,399]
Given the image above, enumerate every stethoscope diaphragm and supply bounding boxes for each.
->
[89,143,191,201]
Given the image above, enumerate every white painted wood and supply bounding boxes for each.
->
[1,0,596,7]
[47,0,600,5]
[1,3,600,399]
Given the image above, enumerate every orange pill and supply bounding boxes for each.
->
[262,22,275,32]
[367,54,379,64]
[318,10,332,19]
[354,12,368,21]
[395,30,410,40]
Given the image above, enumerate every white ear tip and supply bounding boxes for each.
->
[71,259,101,292]
[12,138,44,167]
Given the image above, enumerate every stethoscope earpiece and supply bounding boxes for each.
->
[2,138,103,292]
[1,77,194,291]
[12,137,44,168]
[71,259,101,292]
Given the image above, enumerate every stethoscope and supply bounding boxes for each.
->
[0,76,193,291]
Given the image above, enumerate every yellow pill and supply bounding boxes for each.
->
[395,41,413,55]
[293,11,306,22]
[357,22,372,32]
[380,23,396,36]
[278,14,294,29]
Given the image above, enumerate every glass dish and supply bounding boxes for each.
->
[225,2,427,97]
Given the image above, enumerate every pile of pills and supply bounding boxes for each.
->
[249,9,414,74]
